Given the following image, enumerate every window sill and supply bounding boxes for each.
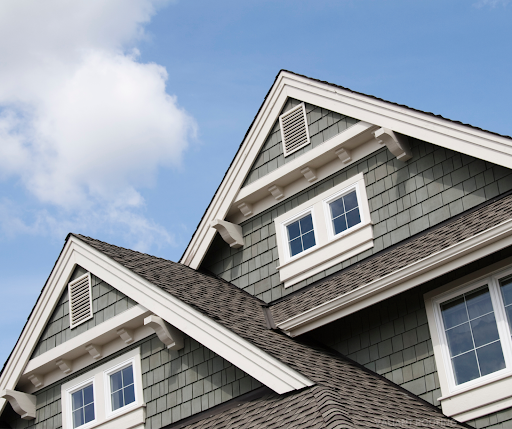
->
[277,222,374,287]
[93,405,145,429]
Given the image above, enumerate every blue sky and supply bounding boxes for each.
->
[0,0,511,366]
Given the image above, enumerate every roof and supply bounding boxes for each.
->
[73,233,469,428]
[269,190,512,325]
[180,69,512,263]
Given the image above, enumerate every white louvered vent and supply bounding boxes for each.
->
[68,273,93,329]
[279,103,310,157]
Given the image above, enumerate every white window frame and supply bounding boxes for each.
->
[425,260,512,422]
[274,172,373,287]
[66,377,96,429]
[103,357,139,418]
[61,348,145,429]
[281,207,318,261]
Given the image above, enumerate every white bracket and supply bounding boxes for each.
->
[335,147,352,164]
[300,167,317,183]
[144,315,184,350]
[55,359,72,374]
[85,344,102,360]
[211,219,244,248]
[27,374,43,389]
[117,328,134,344]
[268,185,284,200]
[374,128,412,161]
[0,389,36,420]
[237,202,253,217]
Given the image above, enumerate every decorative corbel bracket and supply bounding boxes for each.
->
[335,147,352,164]
[55,359,72,374]
[144,315,184,350]
[117,328,134,344]
[268,185,284,200]
[237,202,253,217]
[211,219,244,248]
[300,166,317,183]
[0,389,36,420]
[85,344,102,360]
[374,128,412,161]
[27,374,43,389]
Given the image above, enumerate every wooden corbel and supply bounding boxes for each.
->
[211,219,244,248]
[0,389,36,420]
[144,315,184,350]
[374,128,412,161]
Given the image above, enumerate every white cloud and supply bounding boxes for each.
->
[474,0,510,7]
[0,0,195,249]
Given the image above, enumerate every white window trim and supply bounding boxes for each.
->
[275,172,373,287]
[425,261,512,422]
[68,273,93,329]
[61,348,145,429]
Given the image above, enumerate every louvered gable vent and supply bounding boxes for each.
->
[279,103,310,156]
[68,273,93,329]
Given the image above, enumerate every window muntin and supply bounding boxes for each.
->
[71,384,95,428]
[110,365,135,411]
[286,213,316,257]
[329,190,361,235]
[440,286,505,385]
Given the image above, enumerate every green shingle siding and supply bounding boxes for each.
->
[201,139,512,303]
[31,266,137,359]
[467,407,512,429]
[242,98,359,187]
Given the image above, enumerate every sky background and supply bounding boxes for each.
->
[0,0,511,366]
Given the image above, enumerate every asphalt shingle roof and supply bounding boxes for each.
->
[73,233,470,428]
[270,191,512,325]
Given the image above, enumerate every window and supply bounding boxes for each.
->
[425,265,512,421]
[71,383,95,428]
[274,172,373,287]
[62,349,144,429]
[286,213,316,257]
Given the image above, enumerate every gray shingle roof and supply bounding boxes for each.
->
[270,191,512,325]
[73,233,469,428]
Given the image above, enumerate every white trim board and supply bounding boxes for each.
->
[277,218,512,337]
[0,236,313,416]
[180,70,512,271]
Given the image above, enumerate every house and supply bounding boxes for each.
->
[1,70,512,429]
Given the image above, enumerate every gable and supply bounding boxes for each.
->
[242,97,359,187]
[31,265,137,359]
[200,137,512,302]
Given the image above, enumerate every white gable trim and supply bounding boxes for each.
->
[181,71,512,270]
[0,237,313,415]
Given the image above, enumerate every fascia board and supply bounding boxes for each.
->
[278,219,512,337]
[181,70,512,271]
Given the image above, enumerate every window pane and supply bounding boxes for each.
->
[452,351,480,385]
[299,214,313,233]
[441,297,467,329]
[330,198,345,219]
[504,305,512,332]
[446,323,473,356]
[111,389,124,411]
[466,287,493,320]
[72,390,83,411]
[84,403,95,424]
[73,409,84,429]
[333,215,347,235]
[500,277,512,306]
[287,221,300,240]
[122,366,134,386]
[346,208,361,229]
[124,384,136,406]
[111,370,123,393]
[83,385,94,406]
[302,231,316,251]
[477,341,506,376]
[289,237,302,257]
[471,313,500,348]
[343,191,358,212]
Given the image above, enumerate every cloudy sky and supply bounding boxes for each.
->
[0,0,511,365]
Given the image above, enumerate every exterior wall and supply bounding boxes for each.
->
[31,266,137,358]
[5,335,260,429]
[201,138,512,303]
[466,408,512,429]
[242,97,359,187]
